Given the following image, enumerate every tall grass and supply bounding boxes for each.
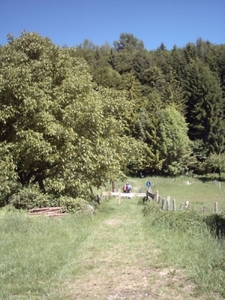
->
[1,175,225,299]
[104,175,225,297]
[0,210,100,299]
[143,200,225,298]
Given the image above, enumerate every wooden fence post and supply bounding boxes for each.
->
[165,200,169,210]
[158,196,161,204]
[155,190,159,203]
[147,186,152,200]
[172,199,176,211]
[112,181,115,192]
[118,189,121,204]
[161,198,165,209]
[165,196,170,210]
[214,202,218,214]
[180,202,185,210]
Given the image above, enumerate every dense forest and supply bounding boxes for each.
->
[0,32,225,206]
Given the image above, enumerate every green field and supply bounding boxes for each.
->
[102,175,225,212]
[0,176,225,299]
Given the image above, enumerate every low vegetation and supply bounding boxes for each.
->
[143,204,225,299]
[0,176,225,299]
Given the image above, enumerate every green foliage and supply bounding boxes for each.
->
[204,212,225,238]
[184,58,225,157]
[1,31,225,204]
[113,33,145,52]
[157,105,193,175]
[199,153,225,176]
[143,192,225,239]
[59,196,91,214]
[92,66,121,88]
[143,202,205,234]
[0,142,18,196]
[8,187,58,209]
[66,34,225,177]
[0,32,137,202]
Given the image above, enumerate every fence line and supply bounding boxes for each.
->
[101,189,221,214]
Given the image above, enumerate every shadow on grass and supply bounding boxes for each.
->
[195,174,225,183]
[204,214,225,239]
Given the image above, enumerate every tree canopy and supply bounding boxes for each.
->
[1,31,225,206]
[0,32,142,201]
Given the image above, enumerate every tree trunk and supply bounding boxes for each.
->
[18,171,32,187]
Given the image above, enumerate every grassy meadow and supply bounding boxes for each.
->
[0,175,225,299]
[105,174,225,212]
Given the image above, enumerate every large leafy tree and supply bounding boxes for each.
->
[157,105,192,175]
[0,32,135,199]
[200,153,225,177]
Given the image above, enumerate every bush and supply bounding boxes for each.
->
[204,212,225,238]
[0,181,21,208]
[143,202,206,234]
[8,188,58,209]
[59,196,94,214]
[0,205,17,215]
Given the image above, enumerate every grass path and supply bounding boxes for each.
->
[51,198,203,300]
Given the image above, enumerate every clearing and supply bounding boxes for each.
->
[51,197,212,300]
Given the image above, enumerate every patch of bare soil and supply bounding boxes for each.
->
[103,218,123,227]
[61,204,220,300]
[66,264,200,300]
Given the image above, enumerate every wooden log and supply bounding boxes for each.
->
[29,207,61,213]
[29,210,64,214]
[28,207,64,217]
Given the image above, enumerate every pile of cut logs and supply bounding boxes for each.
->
[28,207,66,217]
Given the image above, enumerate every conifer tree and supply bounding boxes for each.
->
[184,58,225,160]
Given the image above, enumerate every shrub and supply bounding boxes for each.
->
[59,196,94,214]
[204,212,225,238]
[0,181,21,208]
[8,188,58,209]
[0,205,17,215]
[143,202,206,234]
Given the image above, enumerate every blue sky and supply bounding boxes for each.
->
[0,0,224,50]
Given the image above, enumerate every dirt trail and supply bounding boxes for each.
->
[60,198,204,300]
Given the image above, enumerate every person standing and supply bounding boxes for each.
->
[146,180,152,199]
[123,183,127,193]
[126,183,132,193]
